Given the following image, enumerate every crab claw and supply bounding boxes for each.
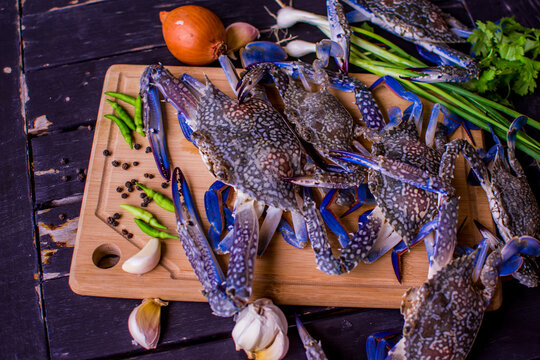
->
[240,41,288,68]
[236,64,268,103]
[295,314,327,359]
[315,39,344,68]
[140,67,172,180]
[171,167,240,317]
[326,0,351,73]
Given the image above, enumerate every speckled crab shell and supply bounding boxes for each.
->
[390,249,497,360]
[189,77,305,212]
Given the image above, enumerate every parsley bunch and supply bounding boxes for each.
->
[467,17,540,100]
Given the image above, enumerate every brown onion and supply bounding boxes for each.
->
[160,5,227,65]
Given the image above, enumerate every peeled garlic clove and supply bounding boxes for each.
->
[232,298,289,360]
[226,22,260,53]
[255,330,289,360]
[128,298,168,349]
[122,238,161,275]
[284,40,316,58]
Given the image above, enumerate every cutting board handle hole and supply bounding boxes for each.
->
[92,243,121,269]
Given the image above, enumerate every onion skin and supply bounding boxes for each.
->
[160,5,227,65]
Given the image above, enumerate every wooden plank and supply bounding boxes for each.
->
[42,275,338,359]
[38,202,85,281]
[21,0,325,71]
[0,0,48,358]
[25,47,177,134]
[32,127,93,208]
[69,64,496,310]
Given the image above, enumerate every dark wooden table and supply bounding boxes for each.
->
[1,0,539,359]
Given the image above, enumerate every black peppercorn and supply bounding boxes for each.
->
[140,193,147,199]
[121,163,130,170]
[121,193,128,199]
[103,149,111,156]
[148,174,154,179]
[127,187,134,193]
[145,146,152,153]
[116,186,123,192]
[132,161,139,166]
[121,229,128,235]
[161,182,169,189]
[141,202,148,207]
[112,160,120,167]
[134,143,142,150]
[112,220,119,227]
[113,213,120,220]
[127,233,133,239]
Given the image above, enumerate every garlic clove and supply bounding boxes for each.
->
[122,238,161,275]
[255,330,289,360]
[226,22,260,53]
[128,298,168,350]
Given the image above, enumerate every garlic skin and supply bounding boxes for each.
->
[122,238,161,275]
[232,298,289,360]
[226,22,260,55]
[128,298,168,350]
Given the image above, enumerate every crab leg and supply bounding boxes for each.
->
[226,191,260,304]
[171,167,240,317]
[404,41,480,83]
[295,314,328,360]
[204,181,233,249]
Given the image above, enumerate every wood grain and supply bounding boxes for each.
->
[0,0,48,358]
[69,64,498,310]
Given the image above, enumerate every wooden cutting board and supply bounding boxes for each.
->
[69,64,499,309]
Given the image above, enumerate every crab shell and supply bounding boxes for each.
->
[389,250,498,360]
[189,78,305,212]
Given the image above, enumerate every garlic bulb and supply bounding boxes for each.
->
[232,298,289,360]
[122,238,161,275]
[128,298,168,349]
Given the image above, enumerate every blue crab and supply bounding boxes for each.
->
[342,0,480,82]
[433,116,540,287]
[330,76,467,279]
[141,59,382,319]
[366,203,540,360]
[347,155,540,359]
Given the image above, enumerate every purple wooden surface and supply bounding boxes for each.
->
[1,0,539,358]
[0,0,49,358]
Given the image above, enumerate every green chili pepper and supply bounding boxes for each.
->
[134,218,178,239]
[136,183,174,212]
[105,91,136,106]
[120,204,168,229]
[106,99,136,131]
[105,114,133,149]
[134,95,145,137]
